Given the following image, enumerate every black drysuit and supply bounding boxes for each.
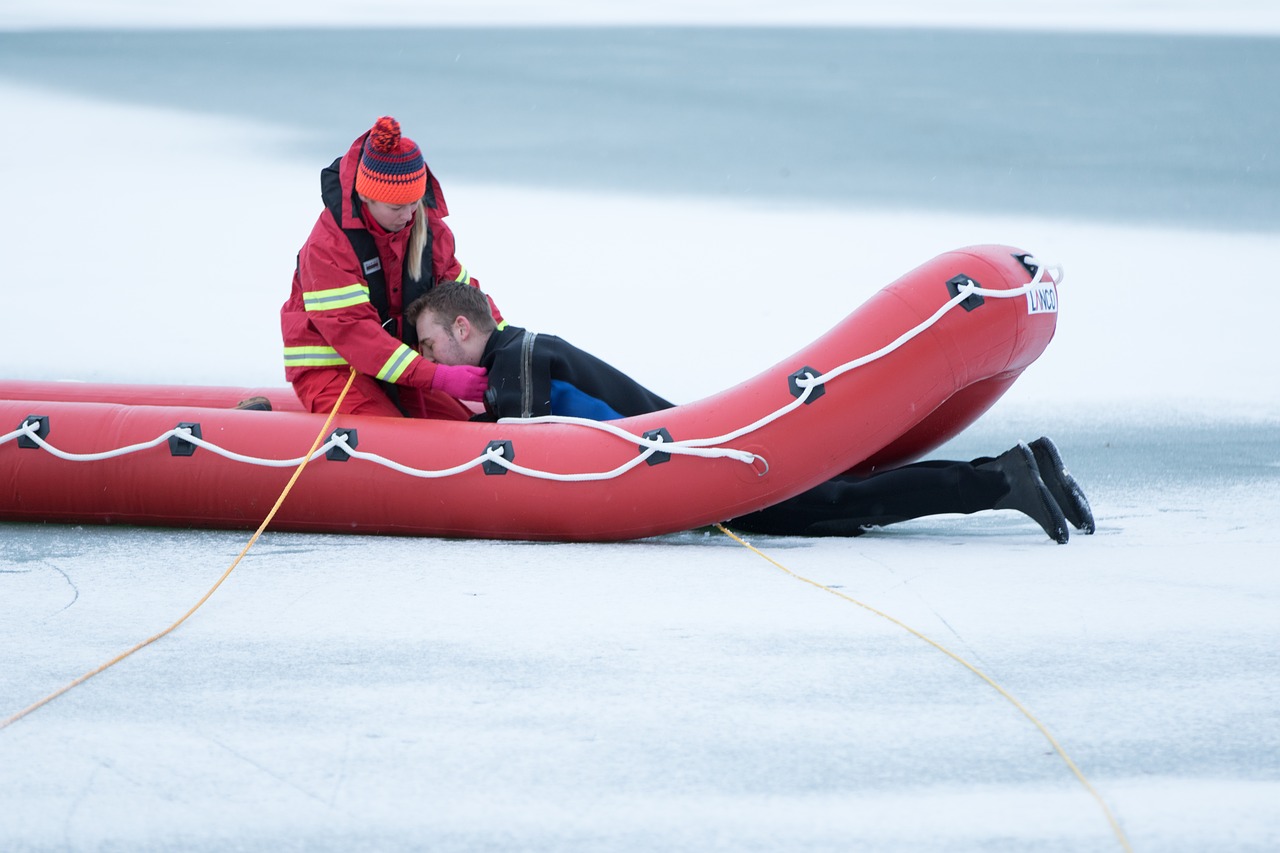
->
[477,325,674,420]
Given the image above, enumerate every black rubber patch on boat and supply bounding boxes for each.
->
[1013,253,1040,278]
[17,415,49,448]
[483,439,513,475]
[326,428,358,462]
[946,274,985,311]
[788,366,825,403]
[641,427,673,465]
[169,422,202,457]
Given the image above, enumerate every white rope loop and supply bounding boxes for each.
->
[326,435,497,480]
[330,429,754,483]
[796,256,1062,394]
[2,258,1060,483]
[3,420,343,468]
[6,420,178,462]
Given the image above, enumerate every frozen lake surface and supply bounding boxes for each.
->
[2,12,1279,852]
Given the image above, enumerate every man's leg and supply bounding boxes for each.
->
[730,444,1070,543]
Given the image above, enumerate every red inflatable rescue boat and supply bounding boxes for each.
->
[0,246,1059,541]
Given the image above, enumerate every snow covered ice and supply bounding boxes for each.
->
[2,3,1279,851]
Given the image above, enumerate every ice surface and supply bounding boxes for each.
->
[1,6,1278,851]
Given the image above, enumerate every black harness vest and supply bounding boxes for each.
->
[312,158,440,412]
[318,157,438,350]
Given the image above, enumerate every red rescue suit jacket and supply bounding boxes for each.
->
[280,130,502,396]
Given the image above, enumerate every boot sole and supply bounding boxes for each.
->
[1030,437,1096,534]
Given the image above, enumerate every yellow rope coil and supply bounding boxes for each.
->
[714,523,1133,853]
[1,368,359,731]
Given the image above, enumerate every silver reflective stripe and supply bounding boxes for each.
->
[520,331,538,418]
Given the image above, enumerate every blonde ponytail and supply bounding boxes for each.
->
[407,200,428,282]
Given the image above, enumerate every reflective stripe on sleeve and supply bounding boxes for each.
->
[283,346,348,368]
[453,266,471,285]
[376,343,418,383]
[303,283,371,311]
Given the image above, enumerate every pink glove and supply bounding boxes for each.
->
[429,363,489,402]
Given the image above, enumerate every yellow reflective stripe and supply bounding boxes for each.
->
[303,283,371,312]
[376,343,417,382]
[495,320,508,331]
[283,346,348,368]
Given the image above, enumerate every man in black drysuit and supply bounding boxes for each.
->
[407,283,1094,543]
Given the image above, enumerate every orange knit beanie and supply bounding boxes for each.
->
[355,116,427,205]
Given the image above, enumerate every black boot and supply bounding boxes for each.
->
[978,443,1070,544]
[234,396,272,411]
[1029,437,1095,534]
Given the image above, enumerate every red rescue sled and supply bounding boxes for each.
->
[0,246,1059,541]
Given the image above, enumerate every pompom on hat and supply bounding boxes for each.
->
[355,116,427,205]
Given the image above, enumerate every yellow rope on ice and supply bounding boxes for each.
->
[714,523,1133,853]
[0,368,359,732]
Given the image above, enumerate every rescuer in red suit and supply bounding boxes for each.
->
[280,116,501,419]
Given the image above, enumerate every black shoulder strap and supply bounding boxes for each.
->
[399,227,434,351]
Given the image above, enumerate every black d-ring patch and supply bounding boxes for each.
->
[787,366,825,403]
[640,427,672,465]
[483,439,513,475]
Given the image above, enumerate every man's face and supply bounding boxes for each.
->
[415,312,474,366]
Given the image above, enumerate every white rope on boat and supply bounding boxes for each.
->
[322,434,498,479]
[327,427,756,482]
[2,259,1061,483]
[506,260,1063,455]
[177,430,333,467]
[3,423,335,467]
[0,418,689,482]
[798,260,1062,394]
[3,426,178,462]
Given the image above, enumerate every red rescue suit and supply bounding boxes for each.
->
[280,130,502,418]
